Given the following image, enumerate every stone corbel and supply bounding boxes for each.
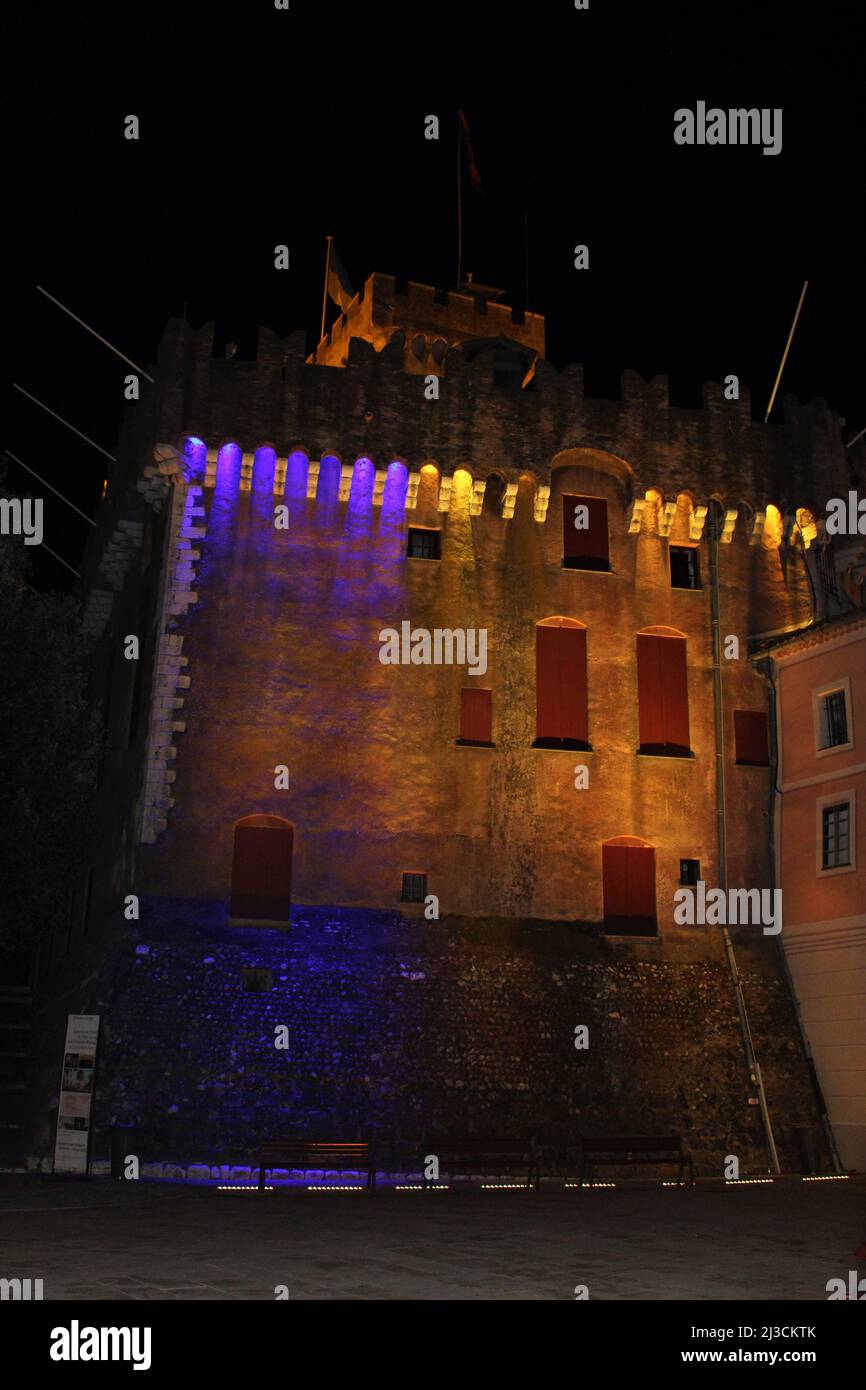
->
[628,498,646,535]
[750,510,766,546]
[306,461,321,500]
[240,452,255,493]
[533,485,551,523]
[469,479,487,516]
[721,508,738,543]
[273,456,288,495]
[438,475,453,513]
[205,449,218,489]
[502,482,518,520]
[658,501,677,537]
[689,504,708,542]
[405,472,421,510]
[372,469,388,506]
[338,464,354,503]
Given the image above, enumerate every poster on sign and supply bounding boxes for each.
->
[52,1015,100,1175]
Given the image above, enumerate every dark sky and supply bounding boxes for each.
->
[3,1,863,589]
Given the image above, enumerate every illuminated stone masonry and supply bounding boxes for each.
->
[138,450,205,845]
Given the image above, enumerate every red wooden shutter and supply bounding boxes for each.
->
[559,625,588,742]
[734,710,769,765]
[627,845,656,920]
[536,624,562,739]
[637,634,665,746]
[659,636,690,750]
[604,841,656,931]
[230,819,293,921]
[536,622,588,742]
[602,844,630,920]
[460,688,492,743]
[563,495,609,564]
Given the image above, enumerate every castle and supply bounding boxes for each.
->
[26,270,864,1171]
[127,272,848,926]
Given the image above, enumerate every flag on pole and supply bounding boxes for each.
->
[327,243,355,312]
[459,109,483,192]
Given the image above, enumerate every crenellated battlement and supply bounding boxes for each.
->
[154,302,856,520]
[310,271,546,370]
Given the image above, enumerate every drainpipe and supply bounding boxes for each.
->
[754,655,843,1173]
[708,504,780,1173]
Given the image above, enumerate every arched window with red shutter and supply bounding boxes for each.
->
[534,617,590,749]
[636,626,691,756]
[602,836,657,936]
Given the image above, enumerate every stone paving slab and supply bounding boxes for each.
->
[0,1177,863,1300]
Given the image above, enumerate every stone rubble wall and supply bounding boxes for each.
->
[31,900,829,1178]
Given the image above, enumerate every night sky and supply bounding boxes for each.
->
[3,1,863,590]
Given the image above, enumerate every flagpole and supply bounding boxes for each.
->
[764,280,808,422]
[456,116,463,290]
[319,236,333,354]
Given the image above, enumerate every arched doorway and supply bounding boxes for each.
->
[230,815,294,923]
[602,836,657,936]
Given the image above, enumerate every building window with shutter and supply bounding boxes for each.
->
[813,679,852,754]
[636,626,691,757]
[602,837,657,937]
[669,544,701,589]
[562,495,610,571]
[734,710,770,766]
[407,527,441,560]
[457,688,494,746]
[534,617,590,750]
[817,793,855,875]
[401,872,427,902]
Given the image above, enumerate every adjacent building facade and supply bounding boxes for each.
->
[755,613,866,1169]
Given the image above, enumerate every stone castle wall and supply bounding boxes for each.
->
[30,901,828,1178]
[136,441,811,919]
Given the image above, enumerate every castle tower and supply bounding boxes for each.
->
[309,271,545,380]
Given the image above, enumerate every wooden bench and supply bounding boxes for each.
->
[577,1134,693,1186]
[258,1140,376,1192]
[428,1138,544,1189]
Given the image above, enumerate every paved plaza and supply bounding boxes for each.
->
[1,1176,864,1300]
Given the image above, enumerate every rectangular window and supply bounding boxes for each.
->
[734,710,770,766]
[562,495,610,571]
[819,689,849,749]
[680,858,700,886]
[407,527,441,560]
[821,803,851,870]
[458,688,493,745]
[401,872,427,903]
[670,545,701,589]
